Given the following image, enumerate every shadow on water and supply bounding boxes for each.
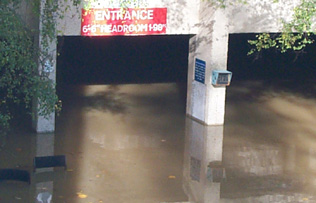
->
[54,109,84,203]
[217,34,316,202]
[54,83,188,202]
[0,115,36,202]
[62,85,128,114]
[227,80,316,102]
[226,33,316,144]
[218,79,316,201]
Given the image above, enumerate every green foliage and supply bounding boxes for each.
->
[0,0,67,132]
[248,0,316,54]
[0,0,143,133]
[0,2,38,130]
[208,0,316,54]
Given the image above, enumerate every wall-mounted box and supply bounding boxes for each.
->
[212,70,232,87]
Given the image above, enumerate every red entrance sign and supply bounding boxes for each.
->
[81,8,167,36]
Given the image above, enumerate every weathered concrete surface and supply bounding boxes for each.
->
[57,0,200,36]
[32,0,303,131]
[227,0,301,33]
[32,0,57,133]
[186,1,229,125]
[16,1,39,31]
[56,0,301,36]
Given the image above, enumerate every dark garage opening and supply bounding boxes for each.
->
[54,35,191,202]
[226,33,316,107]
[56,35,191,86]
[227,33,316,82]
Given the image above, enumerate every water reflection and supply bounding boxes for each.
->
[183,118,224,202]
[221,80,316,202]
[54,83,188,202]
[1,81,316,202]
[183,80,316,203]
[33,133,54,203]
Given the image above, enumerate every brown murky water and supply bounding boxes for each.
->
[221,80,316,203]
[1,81,316,203]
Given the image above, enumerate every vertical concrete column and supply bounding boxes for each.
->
[187,3,229,125]
[32,0,57,133]
[186,35,197,117]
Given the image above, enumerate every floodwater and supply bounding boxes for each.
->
[1,81,316,203]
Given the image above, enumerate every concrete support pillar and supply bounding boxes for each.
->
[32,0,57,133]
[187,3,229,125]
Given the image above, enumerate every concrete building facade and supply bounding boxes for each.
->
[28,0,300,132]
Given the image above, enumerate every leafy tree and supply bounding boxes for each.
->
[0,0,140,134]
[0,1,42,132]
[247,0,316,54]
[0,0,71,133]
[209,0,316,54]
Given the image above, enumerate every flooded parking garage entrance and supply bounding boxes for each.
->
[2,33,316,202]
[55,35,190,202]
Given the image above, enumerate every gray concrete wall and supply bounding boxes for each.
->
[54,0,301,36]
[186,0,301,125]
[29,0,301,131]
[15,1,52,132]
[31,0,57,133]
[16,1,39,31]
[227,0,300,33]
[57,0,200,36]
[37,0,201,132]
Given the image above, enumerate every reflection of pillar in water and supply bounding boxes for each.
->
[309,147,316,170]
[205,125,223,163]
[285,143,296,173]
[36,134,55,168]
[204,124,223,203]
[308,147,316,186]
[183,118,223,203]
[37,191,52,203]
[35,133,55,203]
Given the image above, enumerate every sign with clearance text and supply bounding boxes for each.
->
[81,8,167,36]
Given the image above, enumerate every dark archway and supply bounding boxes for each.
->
[227,33,316,82]
[57,35,191,86]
